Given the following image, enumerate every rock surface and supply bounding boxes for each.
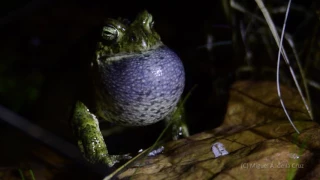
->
[114,81,319,180]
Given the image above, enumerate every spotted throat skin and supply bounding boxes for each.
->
[94,45,185,126]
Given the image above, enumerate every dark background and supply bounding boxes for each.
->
[0,0,318,178]
[0,0,232,143]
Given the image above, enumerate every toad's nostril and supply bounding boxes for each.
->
[130,34,137,42]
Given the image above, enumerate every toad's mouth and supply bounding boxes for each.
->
[97,43,164,63]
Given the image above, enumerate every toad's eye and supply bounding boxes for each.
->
[101,25,119,41]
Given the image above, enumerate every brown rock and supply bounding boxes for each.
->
[112,81,318,180]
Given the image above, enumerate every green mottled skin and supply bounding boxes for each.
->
[96,11,162,58]
[71,11,187,167]
[72,102,125,166]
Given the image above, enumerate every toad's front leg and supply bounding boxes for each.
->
[165,100,189,140]
[71,101,130,167]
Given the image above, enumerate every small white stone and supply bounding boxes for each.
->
[148,146,164,157]
[212,142,229,157]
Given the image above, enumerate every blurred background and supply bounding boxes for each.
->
[0,0,319,179]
